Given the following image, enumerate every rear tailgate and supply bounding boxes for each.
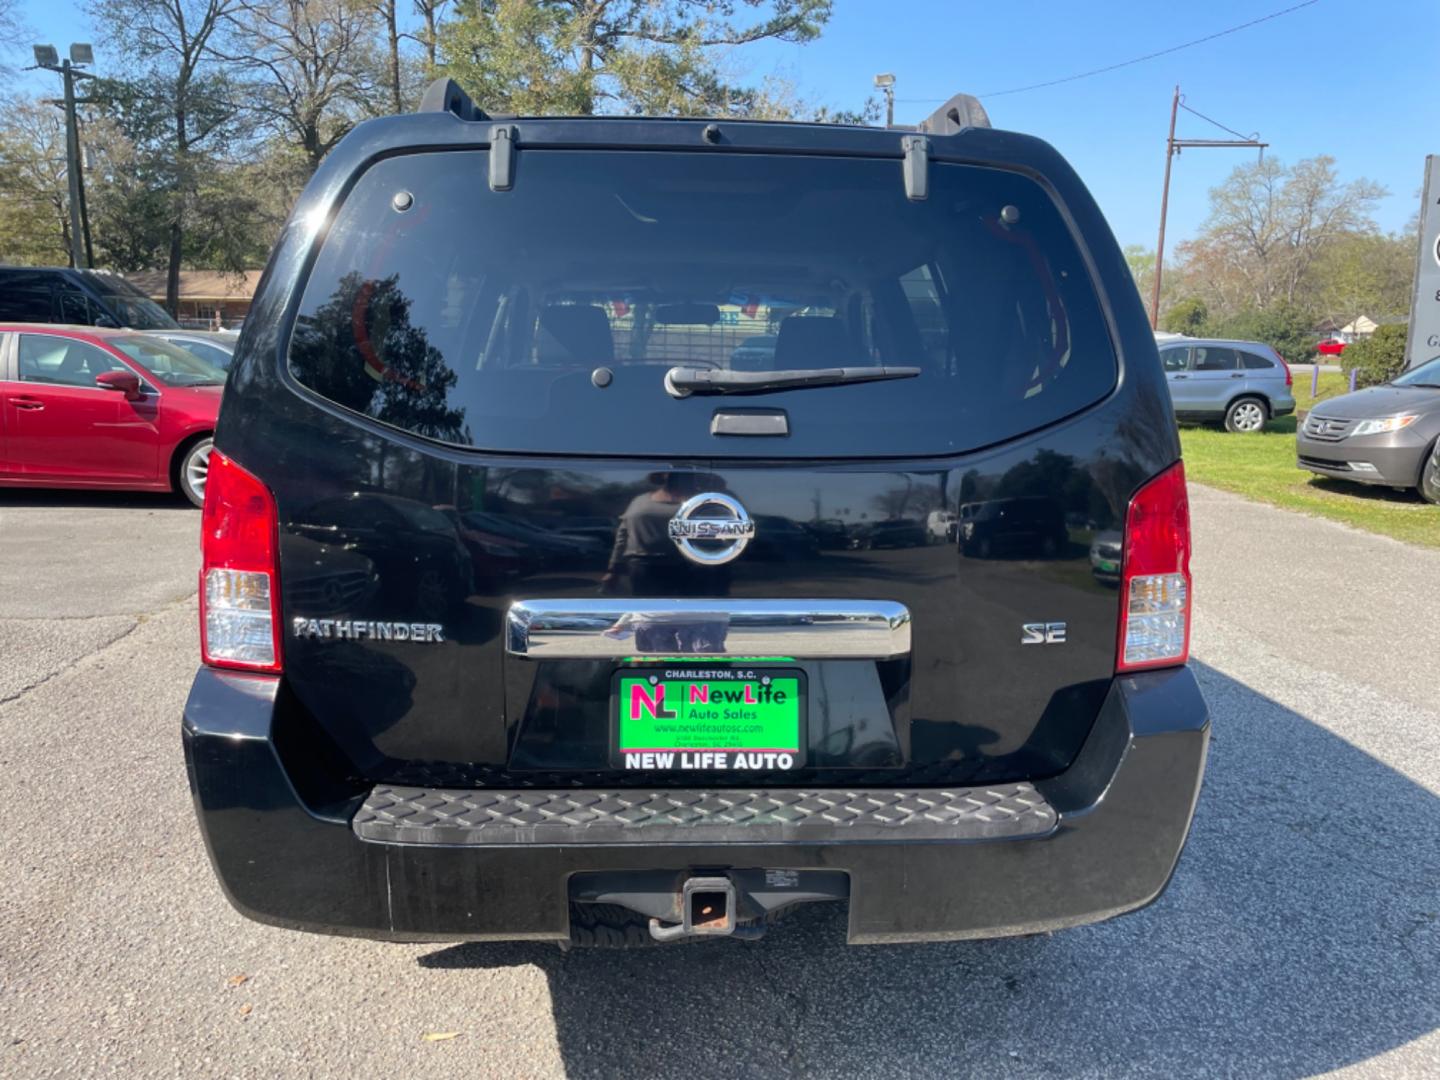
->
[272,445,1135,786]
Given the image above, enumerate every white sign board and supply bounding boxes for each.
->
[1407,155,1440,369]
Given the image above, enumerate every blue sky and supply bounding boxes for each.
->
[12,0,1439,249]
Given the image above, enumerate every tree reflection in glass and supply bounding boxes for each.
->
[289,271,469,444]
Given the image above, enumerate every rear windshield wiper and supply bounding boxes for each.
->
[664,365,920,398]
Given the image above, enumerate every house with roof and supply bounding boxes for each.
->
[125,269,264,329]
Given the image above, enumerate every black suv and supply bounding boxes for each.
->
[184,84,1208,946]
[0,266,180,329]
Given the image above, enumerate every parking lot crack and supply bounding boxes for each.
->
[0,618,140,707]
[0,594,194,710]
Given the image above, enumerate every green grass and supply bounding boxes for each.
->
[1291,369,1350,414]
[1180,415,1440,549]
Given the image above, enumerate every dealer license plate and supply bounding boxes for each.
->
[613,666,805,772]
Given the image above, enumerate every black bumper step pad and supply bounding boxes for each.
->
[352,784,1057,846]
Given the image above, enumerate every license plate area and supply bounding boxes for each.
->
[612,665,806,772]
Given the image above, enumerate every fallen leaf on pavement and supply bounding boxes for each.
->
[225,974,249,988]
[238,1003,253,1017]
[422,1032,461,1042]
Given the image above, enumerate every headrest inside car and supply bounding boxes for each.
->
[773,316,858,370]
[537,304,614,365]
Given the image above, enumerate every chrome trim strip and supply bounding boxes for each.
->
[506,599,911,660]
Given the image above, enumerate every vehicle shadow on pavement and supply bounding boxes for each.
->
[419,661,1440,1079]
[0,490,194,511]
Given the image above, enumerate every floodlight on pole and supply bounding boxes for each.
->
[32,42,98,269]
[873,73,896,127]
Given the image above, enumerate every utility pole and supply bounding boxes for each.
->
[1149,85,1267,329]
[874,73,895,126]
[32,43,96,270]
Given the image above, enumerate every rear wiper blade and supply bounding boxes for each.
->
[664,365,920,398]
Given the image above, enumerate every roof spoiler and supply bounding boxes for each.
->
[418,77,489,122]
[414,76,989,134]
[915,94,991,134]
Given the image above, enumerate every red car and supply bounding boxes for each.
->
[0,325,222,506]
[1316,338,1347,356]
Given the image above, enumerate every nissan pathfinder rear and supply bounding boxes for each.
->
[183,85,1208,946]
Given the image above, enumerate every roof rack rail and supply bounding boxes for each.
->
[418,77,489,122]
[915,94,991,135]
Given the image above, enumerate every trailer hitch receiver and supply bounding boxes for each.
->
[649,876,736,942]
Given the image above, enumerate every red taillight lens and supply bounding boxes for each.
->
[1117,461,1191,673]
[200,452,281,672]
[1282,361,1293,387]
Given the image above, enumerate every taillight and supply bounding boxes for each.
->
[1117,462,1191,673]
[1282,360,1293,387]
[200,452,282,672]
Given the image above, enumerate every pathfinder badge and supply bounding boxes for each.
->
[292,618,445,642]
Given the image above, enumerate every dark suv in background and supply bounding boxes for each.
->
[0,266,180,330]
[183,83,1208,947]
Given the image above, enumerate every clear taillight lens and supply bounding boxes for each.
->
[203,569,276,667]
[1117,463,1191,673]
[200,452,282,673]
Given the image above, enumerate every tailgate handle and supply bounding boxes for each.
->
[507,599,911,660]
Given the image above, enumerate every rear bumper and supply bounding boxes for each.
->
[183,665,1209,944]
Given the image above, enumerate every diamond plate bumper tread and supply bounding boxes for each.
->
[352,784,1057,846]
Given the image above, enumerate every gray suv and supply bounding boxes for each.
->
[1159,338,1296,433]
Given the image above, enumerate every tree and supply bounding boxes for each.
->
[1174,155,1386,319]
[1210,302,1315,364]
[1312,232,1414,327]
[438,0,832,117]
[1343,323,1409,389]
[1160,296,1208,336]
[1122,243,1155,313]
[0,0,28,71]
[220,0,384,170]
[89,0,248,311]
[410,0,452,71]
[0,99,73,263]
[370,0,404,114]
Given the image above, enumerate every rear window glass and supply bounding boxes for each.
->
[288,149,1117,457]
[1240,350,1274,370]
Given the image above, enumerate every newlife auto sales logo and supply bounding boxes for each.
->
[619,670,801,771]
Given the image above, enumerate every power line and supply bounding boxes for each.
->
[1148,85,1267,329]
[1178,101,1256,142]
[895,0,1321,102]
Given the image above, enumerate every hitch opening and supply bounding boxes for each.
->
[687,878,734,933]
[648,875,737,942]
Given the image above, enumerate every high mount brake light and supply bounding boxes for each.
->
[199,452,282,673]
[1117,462,1191,673]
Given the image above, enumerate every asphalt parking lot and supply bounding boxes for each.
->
[1,485,1437,1078]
